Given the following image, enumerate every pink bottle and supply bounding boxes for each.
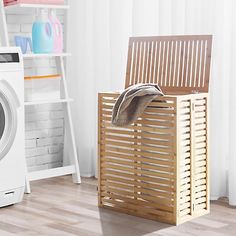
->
[49,10,63,53]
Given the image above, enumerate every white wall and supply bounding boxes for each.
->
[67,0,133,177]
[229,0,236,206]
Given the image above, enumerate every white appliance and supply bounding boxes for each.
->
[0,47,26,207]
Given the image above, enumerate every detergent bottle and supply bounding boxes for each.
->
[32,9,53,54]
[49,10,63,53]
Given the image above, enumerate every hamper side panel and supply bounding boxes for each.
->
[178,93,209,224]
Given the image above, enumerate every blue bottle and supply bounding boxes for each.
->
[32,9,53,54]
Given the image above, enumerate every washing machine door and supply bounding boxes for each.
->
[0,80,20,161]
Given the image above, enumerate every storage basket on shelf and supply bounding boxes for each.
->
[24,74,61,102]
[98,35,212,225]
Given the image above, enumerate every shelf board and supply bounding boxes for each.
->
[5,3,69,11]
[24,98,73,106]
[23,52,71,59]
[28,165,76,181]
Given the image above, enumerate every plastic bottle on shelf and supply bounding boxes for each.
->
[32,9,53,54]
[49,10,63,53]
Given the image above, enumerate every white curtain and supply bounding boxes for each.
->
[67,0,236,205]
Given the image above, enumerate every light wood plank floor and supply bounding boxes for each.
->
[0,176,235,236]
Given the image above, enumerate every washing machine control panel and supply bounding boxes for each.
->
[0,48,23,72]
[0,53,19,63]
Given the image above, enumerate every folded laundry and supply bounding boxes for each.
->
[14,36,32,54]
[112,83,164,126]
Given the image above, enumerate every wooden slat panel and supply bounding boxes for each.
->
[101,183,173,199]
[174,41,181,87]
[130,41,137,85]
[179,208,191,217]
[150,41,156,84]
[191,40,197,87]
[154,41,161,84]
[194,97,208,215]
[101,169,173,186]
[195,40,202,88]
[178,40,184,87]
[136,41,141,84]
[102,146,174,160]
[199,40,206,88]
[162,40,169,86]
[101,163,173,180]
[186,40,193,87]
[139,41,144,83]
[101,159,174,174]
[99,93,177,224]
[125,35,212,94]
[146,41,152,83]
[101,198,173,218]
[103,134,172,147]
[101,188,174,206]
[102,151,173,166]
[169,41,176,87]
[101,191,173,212]
[142,41,148,83]
[125,40,133,87]
[158,40,164,85]
[101,175,174,192]
[166,40,172,86]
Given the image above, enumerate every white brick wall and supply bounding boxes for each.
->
[5,10,65,172]
[25,103,64,172]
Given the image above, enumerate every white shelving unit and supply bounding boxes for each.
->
[0,0,81,193]
[24,98,73,106]
[23,52,71,59]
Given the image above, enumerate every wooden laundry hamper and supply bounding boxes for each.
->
[98,35,212,225]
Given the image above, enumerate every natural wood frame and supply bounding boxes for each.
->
[98,35,212,225]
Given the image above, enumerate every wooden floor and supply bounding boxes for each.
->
[0,176,235,236]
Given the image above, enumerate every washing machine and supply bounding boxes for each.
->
[0,47,26,207]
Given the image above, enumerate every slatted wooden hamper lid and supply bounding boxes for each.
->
[125,35,212,94]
